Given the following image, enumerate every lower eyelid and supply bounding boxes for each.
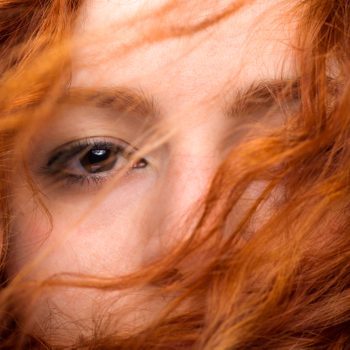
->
[41,156,148,190]
[63,173,107,187]
[33,136,153,193]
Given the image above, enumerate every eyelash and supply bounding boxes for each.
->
[56,172,107,188]
[40,137,148,189]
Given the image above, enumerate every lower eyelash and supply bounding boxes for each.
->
[53,164,141,189]
[38,166,109,190]
[38,137,149,191]
[60,173,107,188]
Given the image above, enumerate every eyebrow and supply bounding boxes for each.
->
[225,79,301,118]
[62,86,159,117]
[63,79,301,119]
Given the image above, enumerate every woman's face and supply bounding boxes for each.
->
[8,0,296,342]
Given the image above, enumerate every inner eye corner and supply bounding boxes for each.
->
[132,158,148,169]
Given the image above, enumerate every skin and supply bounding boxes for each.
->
[7,0,297,344]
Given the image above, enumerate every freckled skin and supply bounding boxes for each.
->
[8,0,296,343]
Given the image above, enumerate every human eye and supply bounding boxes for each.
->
[40,136,148,188]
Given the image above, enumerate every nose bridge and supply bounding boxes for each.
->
[141,150,218,265]
[150,142,219,247]
[165,109,222,215]
[164,152,215,219]
[142,110,223,262]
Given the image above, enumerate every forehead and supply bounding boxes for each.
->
[71,0,297,111]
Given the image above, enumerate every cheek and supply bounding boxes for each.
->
[7,174,156,279]
[7,179,165,342]
[28,288,166,345]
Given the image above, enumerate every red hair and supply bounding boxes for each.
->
[1,0,350,348]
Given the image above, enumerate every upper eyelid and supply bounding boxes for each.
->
[46,137,136,167]
[46,136,131,165]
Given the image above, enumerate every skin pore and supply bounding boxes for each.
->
[7,0,298,344]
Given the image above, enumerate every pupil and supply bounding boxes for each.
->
[80,147,116,173]
[88,149,109,164]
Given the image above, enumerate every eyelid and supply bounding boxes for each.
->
[35,135,150,192]
[42,136,144,183]
[46,136,132,168]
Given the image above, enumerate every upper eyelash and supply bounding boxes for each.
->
[46,137,126,169]
[39,136,147,189]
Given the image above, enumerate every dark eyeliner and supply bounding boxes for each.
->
[39,136,148,189]
[47,138,122,169]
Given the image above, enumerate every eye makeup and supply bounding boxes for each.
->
[39,136,148,189]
